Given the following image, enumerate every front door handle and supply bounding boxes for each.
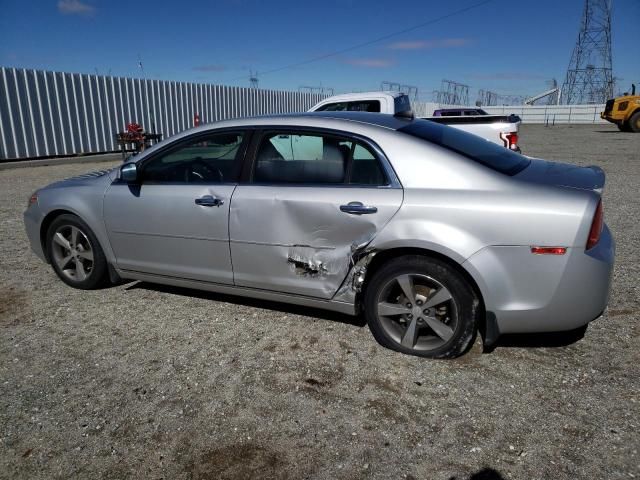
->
[195,195,224,207]
[340,201,378,215]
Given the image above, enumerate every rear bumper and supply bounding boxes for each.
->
[463,225,615,334]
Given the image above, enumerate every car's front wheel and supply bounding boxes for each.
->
[46,214,109,289]
[364,255,479,358]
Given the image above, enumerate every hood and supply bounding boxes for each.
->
[42,167,117,190]
[514,158,605,193]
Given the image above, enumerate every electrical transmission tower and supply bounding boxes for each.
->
[380,81,419,100]
[561,0,613,104]
[249,71,259,89]
[477,89,498,106]
[298,85,335,96]
[433,79,469,105]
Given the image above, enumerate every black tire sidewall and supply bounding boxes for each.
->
[629,112,640,133]
[364,255,478,358]
[46,214,108,290]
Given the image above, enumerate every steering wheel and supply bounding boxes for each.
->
[186,158,223,183]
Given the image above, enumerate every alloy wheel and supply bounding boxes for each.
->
[50,224,94,282]
[376,273,458,351]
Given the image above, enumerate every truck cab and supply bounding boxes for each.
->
[310,91,411,115]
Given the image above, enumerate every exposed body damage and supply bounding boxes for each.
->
[287,245,332,277]
[332,241,378,305]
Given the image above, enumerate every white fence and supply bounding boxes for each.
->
[479,104,606,124]
[412,102,607,124]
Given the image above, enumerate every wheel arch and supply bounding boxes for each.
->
[358,246,497,346]
[40,209,79,263]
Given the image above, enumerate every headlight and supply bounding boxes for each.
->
[27,192,38,208]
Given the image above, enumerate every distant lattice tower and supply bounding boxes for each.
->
[249,70,259,89]
[561,0,614,104]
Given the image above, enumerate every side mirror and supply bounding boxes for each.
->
[120,163,139,183]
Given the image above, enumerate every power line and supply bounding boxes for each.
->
[226,0,494,82]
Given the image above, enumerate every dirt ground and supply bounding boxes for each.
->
[0,124,638,480]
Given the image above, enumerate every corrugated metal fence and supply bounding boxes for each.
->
[0,67,326,160]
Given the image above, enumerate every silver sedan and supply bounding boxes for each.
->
[23,112,615,358]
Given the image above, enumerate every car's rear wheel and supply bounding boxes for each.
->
[364,255,478,358]
[46,214,108,289]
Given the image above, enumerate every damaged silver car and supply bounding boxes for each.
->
[24,112,614,358]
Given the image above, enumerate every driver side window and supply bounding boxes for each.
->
[141,131,246,183]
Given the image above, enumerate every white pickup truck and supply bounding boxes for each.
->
[309,91,521,152]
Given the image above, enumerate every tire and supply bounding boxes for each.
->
[617,123,629,132]
[628,111,640,133]
[46,214,109,289]
[364,255,479,358]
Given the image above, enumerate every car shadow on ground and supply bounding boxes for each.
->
[123,281,589,352]
[124,281,367,328]
[486,325,588,352]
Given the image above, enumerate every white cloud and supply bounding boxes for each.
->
[58,0,95,16]
[388,38,471,50]
[342,58,395,68]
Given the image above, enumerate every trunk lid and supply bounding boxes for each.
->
[514,158,605,193]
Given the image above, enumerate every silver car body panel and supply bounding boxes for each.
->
[104,183,236,283]
[24,112,615,336]
[229,185,402,298]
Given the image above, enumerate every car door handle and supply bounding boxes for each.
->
[340,202,378,215]
[195,195,224,207]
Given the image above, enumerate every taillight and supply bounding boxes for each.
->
[500,132,519,151]
[586,200,604,250]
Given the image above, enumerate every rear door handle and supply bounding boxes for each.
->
[340,202,378,215]
[195,195,224,207]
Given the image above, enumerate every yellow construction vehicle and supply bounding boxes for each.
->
[601,84,640,132]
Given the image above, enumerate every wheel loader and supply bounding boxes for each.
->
[601,84,640,132]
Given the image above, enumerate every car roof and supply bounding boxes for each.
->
[229,111,417,130]
[130,112,421,162]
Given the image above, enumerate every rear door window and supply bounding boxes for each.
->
[252,131,387,185]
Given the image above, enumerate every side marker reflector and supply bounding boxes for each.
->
[531,247,567,255]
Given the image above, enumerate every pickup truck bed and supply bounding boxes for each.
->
[309,92,522,151]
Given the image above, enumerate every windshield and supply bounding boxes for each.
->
[398,120,530,175]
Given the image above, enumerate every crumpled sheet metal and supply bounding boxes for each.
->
[228,186,401,299]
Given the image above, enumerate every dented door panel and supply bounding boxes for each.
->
[229,186,403,299]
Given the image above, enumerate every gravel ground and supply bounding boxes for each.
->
[1,124,638,480]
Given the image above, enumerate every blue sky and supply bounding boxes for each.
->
[1,0,638,101]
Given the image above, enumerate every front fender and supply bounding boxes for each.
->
[35,183,115,264]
